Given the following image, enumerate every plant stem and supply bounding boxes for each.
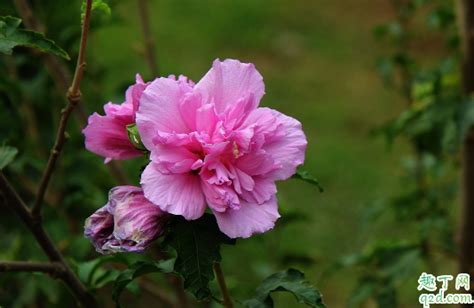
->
[0,173,98,307]
[457,0,474,304]
[137,0,159,77]
[14,0,131,186]
[31,0,93,219]
[0,261,64,275]
[213,263,233,308]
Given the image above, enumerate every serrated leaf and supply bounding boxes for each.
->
[0,16,69,60]
[112,259,173,305]
[292,167,323,192]
[0,145,18,170]
[243,269,325,308]
[162,214,235,300]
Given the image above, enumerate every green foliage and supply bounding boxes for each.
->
[0,16,69,59]
[243,268,325,308]
[112,259,174,305]
[81,0,111,23]
[161,214,235,300]
[292,166,324,192]
[338,0,461,306]
[336,242,420,308]
[0,144,17,170]
[76,255,130,290]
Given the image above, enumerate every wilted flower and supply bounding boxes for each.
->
[82,74,148,163]
[136,59,307,238]
[84,186,169,254]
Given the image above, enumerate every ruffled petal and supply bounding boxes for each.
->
[82,104,142,163]
[262,109,307,180]
[136,77,193,150]
[141,163,206,220]
[213,195,280,238]
[195,59,264,113]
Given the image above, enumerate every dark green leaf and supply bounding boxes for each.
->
[243,268,325,308]
[112,259,174,304]
[0,16,69,59]
[0,145,18,170]
[162,214,235,300]
[292,167,324,192]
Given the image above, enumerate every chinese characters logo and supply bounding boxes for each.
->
[418,272,472,307]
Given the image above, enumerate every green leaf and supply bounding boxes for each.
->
[292,167,324,192]
[126,123,147,151]
[76,255,128,290]
[243,268,326,308]
[112,259,174,304]
[162,214,235,300]
[0,145,18,170]
[81,0,111,23]
[0,16,69,60]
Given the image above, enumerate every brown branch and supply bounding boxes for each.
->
[0,261,64,276]
[31,0,93,219]
[14,0,131,187]
[213,263,233,308]
[457,1,474,305]
[138,0,159,76]
[0,173,97,307]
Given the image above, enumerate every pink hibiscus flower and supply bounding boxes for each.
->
[136,59,307,238]
[82,74,148,163]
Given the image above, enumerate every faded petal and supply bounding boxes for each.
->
[141,163,206,220]
[213,195,280,238]
[195,59,264,113]
[84,205,114,253]
[109,187,167,253]
[84,186,169,254]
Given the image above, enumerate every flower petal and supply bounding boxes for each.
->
[213,195,280,238]
[136,77,192,150]
[125,74,148,114]
[82,104,142,163]
[262,109,307,180]
[195,59,264,113]
[141,163,206,220]
[84,205,114,253]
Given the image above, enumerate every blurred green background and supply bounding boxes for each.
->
[0,0,460,307]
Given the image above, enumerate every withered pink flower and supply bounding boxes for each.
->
[82,74,148,163]
[136,59,307,238]
[84,186,169,254]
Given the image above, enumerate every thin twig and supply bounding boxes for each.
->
[213,263,233,308]
[14,0,130,187]
[31,0,93,219]
[138,0,159,76]
[0,261,64,276]
[0,173,97,307]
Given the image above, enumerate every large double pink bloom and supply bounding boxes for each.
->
[137,59,307,238]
